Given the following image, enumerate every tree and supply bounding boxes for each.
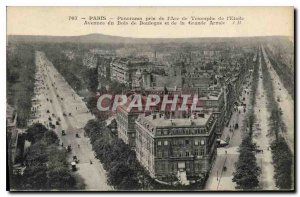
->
[42,130,59,146]
[271,137,292,189]
[107,162,139,190]
[26,123,48,143]
[24,142,48,166]
[84,119,105,142]
[233,135,260,190]
[85,67,99,92]
[48,166,76,190]
[23,163,48,190]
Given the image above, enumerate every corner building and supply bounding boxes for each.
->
[135,112,218,183]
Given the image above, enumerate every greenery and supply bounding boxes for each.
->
[270,137,293,189]
[232,135,260,190]
[261,48,287,138]
[264,47,294,99]
[260,48,293,189]
[84,119,142,190]
[84,67,99,92]
[232,52,260,190]
[7,43,36,127]
[249,50,259,107]
[45,50,85,92]
[10,123,85,190]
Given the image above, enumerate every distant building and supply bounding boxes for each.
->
[182,73,212,94]
[97,55,112,80]
[116,95,149,147]
[110,57,150,87]
[135,112,218,184]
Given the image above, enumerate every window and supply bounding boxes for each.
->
[186,151,190,157]
[194,150,199,156]
[163,150,168,157]
[172,140,177,146]
[194,140,199,146]
[163,129,168,135]
[157,151,162,158]
[164,140,169,146]
[179,140,184,145]
[157,130,161,135]
[179,151,183,157]
[201,140,205,145]
[200,148,205,156]
[185,140,189,145]
[195,162,199,171]
[173,129,178,135]
[158,141,162,146]
[161,163,165,171]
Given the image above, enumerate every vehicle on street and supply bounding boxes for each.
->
[71,162,76,171]
[235,123,239,129]
[66,145,72,152]
[73,155,79,163]
[216,139,228,147]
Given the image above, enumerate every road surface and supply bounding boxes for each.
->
[205,68,252,191]
[261,46,294,153]
[30,51,112,191]
[252,49,276,190]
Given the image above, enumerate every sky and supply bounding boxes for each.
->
[7,6,294,38]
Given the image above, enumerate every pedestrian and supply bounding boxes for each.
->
[90,160,93,164]
[78,144,80,148]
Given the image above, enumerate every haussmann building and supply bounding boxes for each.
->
[135,111,218,185]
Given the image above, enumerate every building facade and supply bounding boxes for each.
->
[110,57,150,87]
[135,112,218,184]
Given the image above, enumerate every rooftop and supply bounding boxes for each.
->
[139,112,213,128]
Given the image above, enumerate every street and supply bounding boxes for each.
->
[252,49,276,190]
[261,46,294,153]
[205,70,252,190]
[30,51,112,191]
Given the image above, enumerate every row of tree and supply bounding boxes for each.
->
[10,123,85,190]
[264,47,294,99]
[232,50,261,190]
[260,48,293,190]
[84,119,150,190]
[7,43,36,128]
